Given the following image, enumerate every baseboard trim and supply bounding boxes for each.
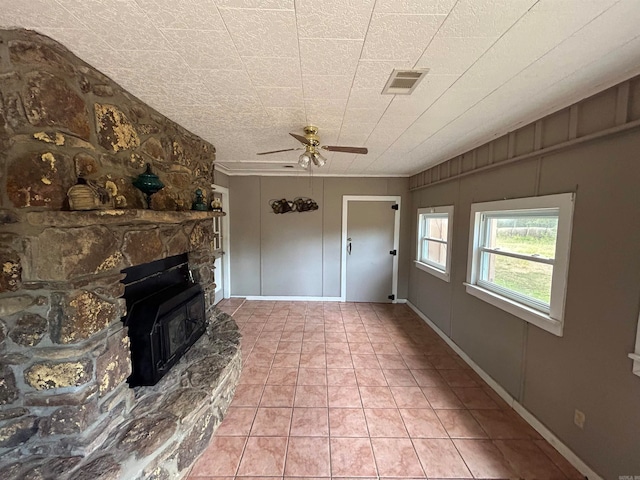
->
[512,403,598,480]
[406,301,601,480]
[239,295,343,302]
[235,296,406,303]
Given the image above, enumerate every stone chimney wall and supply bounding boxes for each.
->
[0,28,216,212]
[0,29,240,480]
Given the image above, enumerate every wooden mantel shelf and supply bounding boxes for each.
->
[26,209,226,227]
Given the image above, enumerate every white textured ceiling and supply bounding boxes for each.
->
[2,0,640,176]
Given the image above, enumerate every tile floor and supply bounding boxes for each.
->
[188,299,583,480]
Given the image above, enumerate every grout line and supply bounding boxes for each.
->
[233,433,250,477]
[211,300,582,479]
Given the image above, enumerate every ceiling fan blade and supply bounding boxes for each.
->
[257,147,300,155]
[322,146,368,154]
[290,133,311,145]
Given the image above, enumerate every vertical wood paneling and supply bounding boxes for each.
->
[534,120,543,150]
[542,109,571,148]
[507,132,516,159]
[476,144,489,168]
[408,74,640,191]
[577,88,618,137]
[629,78,640,121]
[494,135,509,163]
[568,105,579,140]
[616,82,630,125]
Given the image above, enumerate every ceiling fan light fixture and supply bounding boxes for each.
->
[257,126,369,166]
[298,152,311,168]
[312,152,326,167]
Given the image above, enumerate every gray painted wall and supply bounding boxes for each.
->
[408,121,640,476]
[225,76,640,480]
[229,176,410,299]
[260,177,324,296]
[214,169,230,188]
[229,176,261,296]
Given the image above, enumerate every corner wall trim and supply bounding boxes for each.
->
[405,301,602,480]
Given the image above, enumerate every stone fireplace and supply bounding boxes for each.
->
[0,29,241,479]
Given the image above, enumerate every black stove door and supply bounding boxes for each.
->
[163,305,188,365]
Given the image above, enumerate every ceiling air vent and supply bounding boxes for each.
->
[381,68,429,95]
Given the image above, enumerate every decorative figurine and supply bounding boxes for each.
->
[133,163,164,209]
[105,181,127,208]
[192,189,208,211]
[270,198,293,214]
[211,197,223,212]
[68,178,114,210]
[269,197,317,214]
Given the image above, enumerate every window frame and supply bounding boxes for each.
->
[465,193,574,336]
[630,312,640,377]
[415,205,454,282]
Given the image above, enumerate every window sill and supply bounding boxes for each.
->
[464,283,563,336]
[414,261,450,282]
[629,353,640,377]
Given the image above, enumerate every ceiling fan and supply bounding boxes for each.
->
[257,126,368,168]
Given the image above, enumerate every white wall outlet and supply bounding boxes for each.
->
[574,409,586,429]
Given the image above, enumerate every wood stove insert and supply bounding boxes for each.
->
[122,253,207,386]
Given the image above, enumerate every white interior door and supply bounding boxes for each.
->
[342,197,400,303]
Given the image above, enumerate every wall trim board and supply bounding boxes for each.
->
[236,295,343,302]
[630,309,640,377]
[512,403,600,480]
[234,296,409,304]
[405,302,514,405]
[406,300,602,480]
[410,117,640,191]
[215,163,409,178]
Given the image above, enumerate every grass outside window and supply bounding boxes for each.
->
[490,234,556,304]
[466,193,575,336]
[481,216,558,309]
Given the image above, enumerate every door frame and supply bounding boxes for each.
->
[212,184,231,300]
[340,195,401,303]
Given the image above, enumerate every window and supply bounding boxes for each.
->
[465,193,574,336]
[415,206,454,281]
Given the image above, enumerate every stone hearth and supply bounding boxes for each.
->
[1,309,241,480]
[0,28,240,480]
[0,210,241,480]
